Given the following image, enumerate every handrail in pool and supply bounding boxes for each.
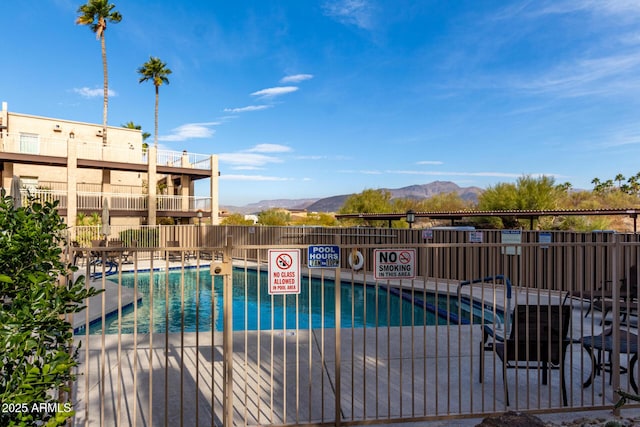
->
[457,275,512,335]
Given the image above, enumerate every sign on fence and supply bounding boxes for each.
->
[308,245,340,268]
[501,230,522,255]
[268,249,301,294]
[374,249,416,280]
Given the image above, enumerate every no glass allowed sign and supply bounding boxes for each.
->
[268,249,301,295]
[374,249,416,280]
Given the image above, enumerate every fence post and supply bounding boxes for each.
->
[334,234,342,426]
[612,234,621,415]
[222,236,234,426]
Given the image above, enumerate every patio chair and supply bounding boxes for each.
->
[481,304,572,406]
[589,266,638,325]
[71,240,86,267]
[166,240,188,262]
[106,240,127,266]
[562,265,638,321]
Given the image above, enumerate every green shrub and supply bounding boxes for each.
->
[0,191,100,426]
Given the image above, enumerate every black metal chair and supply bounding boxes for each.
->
[481,304,572,406]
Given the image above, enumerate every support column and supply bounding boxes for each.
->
[181,174,191,213]
[67,137,77,227]
[210,155,219,225]
[148,146,157,225]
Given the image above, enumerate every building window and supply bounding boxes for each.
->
[19,133,40,154]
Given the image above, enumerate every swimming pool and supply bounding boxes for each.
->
[80,268,503,334]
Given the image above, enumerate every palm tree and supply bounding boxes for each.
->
[137,57,172,148]
[122,121,151,153]
[76,0,122,146]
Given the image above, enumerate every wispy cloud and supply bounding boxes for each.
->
[280,74,314,83]
[223,105,271,113]
[159,122,219,142]
[251,86,299,98]
[73,87,116,98]
[220,174,290,182]
[246,143,292,153]
[416,160,444,165]
[322,0,375,30]
[218,143,292,169]
[518,54,640,98]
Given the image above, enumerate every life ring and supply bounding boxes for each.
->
[348,250,364,270]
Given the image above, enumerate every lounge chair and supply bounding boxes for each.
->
[480,304,572,406]
[166,240,188,262]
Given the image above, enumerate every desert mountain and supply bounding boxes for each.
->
[222,181,482,214]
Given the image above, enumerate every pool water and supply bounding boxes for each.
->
[82,268,501,334]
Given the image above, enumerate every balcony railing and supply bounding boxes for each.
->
[1,133,212,171]
[8,188,211,213]
[1,134,67,157]
[77,140,145,164]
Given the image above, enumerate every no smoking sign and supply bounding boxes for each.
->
[268,249,301,295]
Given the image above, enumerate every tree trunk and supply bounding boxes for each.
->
[101,33,108,146]
[154,85,159,148]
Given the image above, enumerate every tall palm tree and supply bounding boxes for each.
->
[137,57,172,148]
[76,0,122,146]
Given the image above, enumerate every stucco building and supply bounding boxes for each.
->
[0,101,219,229]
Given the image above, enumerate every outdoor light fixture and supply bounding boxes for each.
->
[406,210,416,229]
[196,209,203,226]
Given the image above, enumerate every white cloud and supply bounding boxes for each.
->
[73,87,116,98]
[220,174,290,182]
[280,74,314,83]
[518,54,640,98]
[223,105,271,113]
[159,122,219,142]
[251,86,299,98]
[246,143,292,153]
[218,152,283,167]
[416,160,444,165]
[218,144,292,169]
[322,0,375,30]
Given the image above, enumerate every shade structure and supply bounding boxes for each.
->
[10,175,22,208]
[101,198,111,238]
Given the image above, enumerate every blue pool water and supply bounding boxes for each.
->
[80,268,502,334]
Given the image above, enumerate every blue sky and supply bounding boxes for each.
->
[4,1,640,206]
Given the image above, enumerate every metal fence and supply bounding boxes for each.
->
[68,227,640,426]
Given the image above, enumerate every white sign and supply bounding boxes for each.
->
[374,249,416,280]
[501,230,522,255]
[469,231,483,243]
[539,232,552,249]
[268,249,301,294]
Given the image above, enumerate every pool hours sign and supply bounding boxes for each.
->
[374,249,416,280]
[268,249,301,295]
[307,245,340,268]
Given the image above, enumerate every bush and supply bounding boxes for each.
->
[0,191,100,426]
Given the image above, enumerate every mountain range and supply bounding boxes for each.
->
[222,181,483,214]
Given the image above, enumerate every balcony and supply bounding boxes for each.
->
[13,187,212,215]
[1,133,212,171]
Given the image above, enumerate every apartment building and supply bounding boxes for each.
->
[0,101,219,228]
